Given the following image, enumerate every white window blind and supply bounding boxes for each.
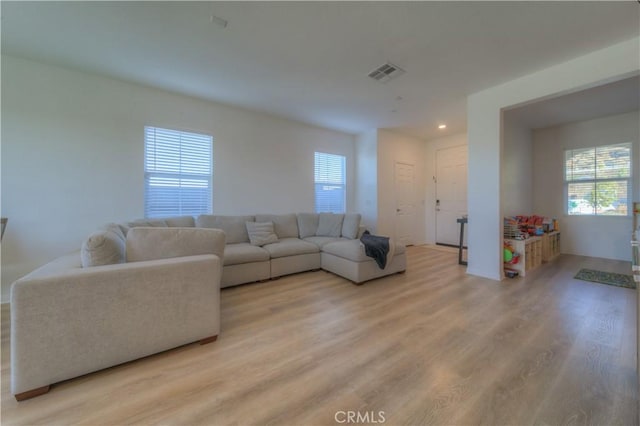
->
[314,152,346,213]
[144,126,213,218]
[564,142,631,216]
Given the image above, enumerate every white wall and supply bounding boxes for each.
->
[1,55,355,301]
[501,117,533,216]
[424,132,468,244]
[376,129,427,244]
[532,111,639,261]
[355,130,378,231]
[467,36,639,280]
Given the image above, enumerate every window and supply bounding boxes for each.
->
[314,152,346,213]
[144,126,212,218]
[565,142,631,216]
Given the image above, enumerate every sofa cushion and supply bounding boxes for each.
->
[341,213,362,239]
[127,216,193,229]
[303,236,348,248]
[126,227,225,262]
[223,243,270,266]
[81,224,126,267]
[255,214,299,239]
[246,221,279,246]
[316,213,345,237]
[321,240,369,262]
[297,213,319,238]
[196,215,254,244]
[263,238,319,259]
[127,219,168,228]
[322,239,406,262]
[164,216,195,227]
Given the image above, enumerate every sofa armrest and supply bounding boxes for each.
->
[10,254,221,396]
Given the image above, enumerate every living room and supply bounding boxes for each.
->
[1,2,640,424]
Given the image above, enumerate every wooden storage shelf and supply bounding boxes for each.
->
[542,231,561,262]
[504,236,542,277]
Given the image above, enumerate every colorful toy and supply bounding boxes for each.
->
[503,242,520,264]
[504,248,513,262]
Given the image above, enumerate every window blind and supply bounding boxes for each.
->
[144,126,213,218]
[314,152,346,213]
[564,142,631,216]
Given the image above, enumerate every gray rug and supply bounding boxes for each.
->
[574,268,636,289]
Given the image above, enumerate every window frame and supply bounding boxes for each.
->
[564,142,632,217]
[144,126,213,218]
[314,151,347,214]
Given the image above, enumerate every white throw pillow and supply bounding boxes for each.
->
[245,221,278,246]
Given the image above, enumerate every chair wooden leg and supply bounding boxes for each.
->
[15,385,50,401]
[199,335,218,345]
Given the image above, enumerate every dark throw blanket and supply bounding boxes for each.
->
[360,230,390,269]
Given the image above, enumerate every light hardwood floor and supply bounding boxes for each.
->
[1,246,637,425]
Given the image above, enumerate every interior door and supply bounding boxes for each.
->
[395,162,416,246]
[436,145,468,246]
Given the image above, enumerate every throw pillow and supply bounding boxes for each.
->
[245,221,278,246]
[341,213,362,239]
[316,213,345,237]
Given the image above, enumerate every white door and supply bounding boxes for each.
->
[436,146,468,246]
[395,162,416,246]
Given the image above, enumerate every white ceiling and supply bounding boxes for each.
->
[505,75,640,130]
[2,1,639,140]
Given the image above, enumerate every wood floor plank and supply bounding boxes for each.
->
[1,247,636,425]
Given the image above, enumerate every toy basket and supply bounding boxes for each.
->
[503,217,521,239]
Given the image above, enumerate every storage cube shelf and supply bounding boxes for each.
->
[541,231,561,262]
[505,231,560,277]
[504,237,541,277]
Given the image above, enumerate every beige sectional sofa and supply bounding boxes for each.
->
[192,212,406,287]
[10,212,405,401]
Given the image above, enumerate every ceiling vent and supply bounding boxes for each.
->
[367,62,406,83]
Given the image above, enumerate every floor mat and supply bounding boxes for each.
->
[574,268,636,289]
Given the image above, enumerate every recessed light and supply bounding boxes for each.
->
[438,124,447,129]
